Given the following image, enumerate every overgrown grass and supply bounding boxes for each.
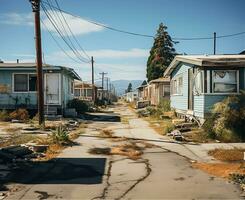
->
[100,129,114,137]
[203,92,245,142]
[208,148,245,162]
[0,134,36,148]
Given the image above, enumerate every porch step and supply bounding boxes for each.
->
[44,106,57,116]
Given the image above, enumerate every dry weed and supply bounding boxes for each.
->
[208,148,245,162]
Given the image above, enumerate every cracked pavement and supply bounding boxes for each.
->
[2,103,243,199]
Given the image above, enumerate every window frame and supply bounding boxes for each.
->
[171,75,183,96]
[12,73,37,93]
[211,70,239,95]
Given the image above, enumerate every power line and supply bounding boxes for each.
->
[43,0,90,62]
[53,0,90,60]
[41,2,90,63]
[41,18,83,64]
[41,0,245,41]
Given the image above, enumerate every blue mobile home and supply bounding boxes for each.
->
[164,55,245,123]
[0,62,81,114]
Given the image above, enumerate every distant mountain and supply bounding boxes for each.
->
[111,80,144,95]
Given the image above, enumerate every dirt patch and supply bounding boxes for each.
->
[88,142,144,160]
[110,136,128,142]
[42,144,65,160]
[111,143,143,160]
[100,129,114,137]
[192,162,245,178]
[208,148,245,162]
[88,147,111,155]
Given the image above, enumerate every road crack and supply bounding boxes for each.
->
[115,158,152,200]
[91,158,126,200]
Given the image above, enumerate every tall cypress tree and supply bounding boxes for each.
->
[146,23,176,81]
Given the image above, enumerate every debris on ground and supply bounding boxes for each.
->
[229,173,245,190]
[167,130,184,141]
[88,141,155,160]
[100,129,114,137]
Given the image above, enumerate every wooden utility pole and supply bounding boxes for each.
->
[99,72,107,99]
[91,56,95,102]
[213,32,216,55]
[30,0,44,126]
[106,77,109,101]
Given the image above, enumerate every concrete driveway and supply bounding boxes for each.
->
[3,103,243,199]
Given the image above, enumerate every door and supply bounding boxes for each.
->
[44,73,61,105]
[188,68,194,110]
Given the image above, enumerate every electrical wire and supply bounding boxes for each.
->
[43,0,90,63]
[41,0,245,41]
[41,18,84,64]
[41,2,90,63]
[53,0,91,60]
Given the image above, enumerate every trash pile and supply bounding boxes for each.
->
[0,144,48,164]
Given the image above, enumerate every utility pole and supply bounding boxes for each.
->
[213,32,216,55]
[91,56,95,102]
[106,77,109,101]
[29,0,44,126]
[99,72,107,99]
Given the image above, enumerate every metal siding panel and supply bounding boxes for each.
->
[170,63,192,111]
[193,95,204,118]
[0,71,37,108]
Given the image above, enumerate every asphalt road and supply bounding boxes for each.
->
[3,103,243,200]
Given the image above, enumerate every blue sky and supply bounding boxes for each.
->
[0,0,244,81]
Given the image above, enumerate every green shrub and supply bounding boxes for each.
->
[146,106,157,115]
[67,99,89,114]
[9,108,29,121]
[162,121,175,135]
[50,125,70,144]
[0,110,10,121]
[157,99,171,112]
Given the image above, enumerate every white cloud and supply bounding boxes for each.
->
[42,10,104,36]
[52,48,149,59]
[86,48,149,58]
[0,12,33,26]
[0,11,104,36]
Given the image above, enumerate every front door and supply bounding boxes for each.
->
[188,68,194,110]
[44,73,60,105]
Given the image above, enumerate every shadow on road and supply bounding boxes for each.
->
[83,113,121,122]
[2,158,106,186]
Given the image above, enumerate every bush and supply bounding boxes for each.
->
[146,106,157,115]
[0,110,10,121]
[157,99,171,112]
[9,108,29,121]
[50,125,70,144]
[162,122,175,135]
[67,99,89,114]
[203,91,245,142]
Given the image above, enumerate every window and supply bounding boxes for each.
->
[14,74,28,92]
[171,76,183,95]
[29,74,37,91]
[164,85,170,96]
[212,70,238,93]
[70,81,74,94]
[74,89,80,97]
[14,74,37,92]
[194,71,203,94]
[86,89,92,97]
